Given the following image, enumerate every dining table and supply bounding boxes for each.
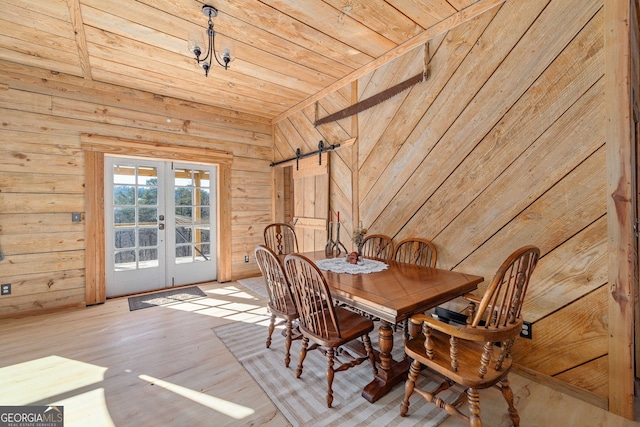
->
[302,250,484,403]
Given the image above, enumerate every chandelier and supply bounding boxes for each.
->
[189,5,230,77]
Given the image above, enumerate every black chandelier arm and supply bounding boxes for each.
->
[198,26,228,70]
[196,25,215,64]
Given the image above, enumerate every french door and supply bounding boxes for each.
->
[105,157,217,297]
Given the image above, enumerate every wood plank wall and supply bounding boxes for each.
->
[274,0,611,408]
[0,62,270,317]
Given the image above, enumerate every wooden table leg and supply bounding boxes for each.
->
[361,320,410,403]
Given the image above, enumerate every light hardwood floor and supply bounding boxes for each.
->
[0,281,637,427]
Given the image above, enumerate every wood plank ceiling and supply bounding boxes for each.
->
[0,0,484,120]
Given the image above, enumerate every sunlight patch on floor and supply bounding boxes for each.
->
[0,355,107,406]
[158,285,273,326]
[138,375,255,420]
[207,286,256,299]
[52,388,115,427]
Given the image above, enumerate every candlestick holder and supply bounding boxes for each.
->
[332,221,348,256]
[325,221,335,256]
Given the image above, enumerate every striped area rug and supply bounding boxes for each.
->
[214,319,462,426]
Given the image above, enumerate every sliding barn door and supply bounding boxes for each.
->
[292,155,329,252]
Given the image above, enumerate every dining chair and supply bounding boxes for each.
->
[393,237,437,267]
[400,245,540,427]
[254,244,299,368]
[264,223,299,255]
[393,238,438,339]
[360,234,394,261]
[283,253,377,408]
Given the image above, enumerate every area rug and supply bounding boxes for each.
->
[128,286,207,311]
[237,276,268,298]
[214,320,462,426]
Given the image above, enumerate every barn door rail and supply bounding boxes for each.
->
[269,140,340,169]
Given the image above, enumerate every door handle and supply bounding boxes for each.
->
[159,223,165,230]
[159,215,165,221]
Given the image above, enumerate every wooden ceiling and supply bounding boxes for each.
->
[0,0,499,121]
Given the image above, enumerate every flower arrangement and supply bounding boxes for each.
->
[352,222,368,250]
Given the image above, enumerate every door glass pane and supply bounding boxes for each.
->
[176,245,192,264]
[176,207,193,222]
[114,208,135,225]
[139,227,158,247]
[115,228,135,249]
[138,187,157,205]
[113,165,135,184]
[175,188,192,206]
[139,208,157,225]
[194,207,209,225]
[195,226,210,243]
[174,168,211,264]
[195,244,210,262]
[139,248,158,269]
[197,188,210,205]
[176,226,192,244]
[114,186,135,205]
[115,250,136,270]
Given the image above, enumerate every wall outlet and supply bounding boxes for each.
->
[1,283,11,295]
[244,255,250,263]
[520,321,532,339]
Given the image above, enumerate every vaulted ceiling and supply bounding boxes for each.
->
[0,0,498,120]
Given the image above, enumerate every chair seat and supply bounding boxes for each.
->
[404,328,512,389]
[299,306,374,348]
[268,295,298,319]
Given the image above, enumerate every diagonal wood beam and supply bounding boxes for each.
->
[272,0,506,124]
[67,0,93,80]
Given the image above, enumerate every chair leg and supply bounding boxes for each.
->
[467,388,482,427]
[266,314,275,348]
[296,336,309,378]
[400,358,421,417]
[498,377,520,427]
[325,347,336,408]
[284,319,292,367]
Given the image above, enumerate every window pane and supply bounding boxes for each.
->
[137,166,157,185]
[138,186,157,205]
[194,226,210,243]
[115,228,135,249]
[139,249,158,269]
[194,170,210,188]
[175,168,193,187]
[194,207,209,224]
[114,186,135,205]
[113,165,135,184]
[176,226,192,244]
[175,246,192,264]
[194,244,210,262]
[175,188,192,206]
[138,208,157,225]
[115,250,136,270]
[114,208,135,225]
[197,189,210,206]
[175,207,193,224]
[139,227,158,247]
